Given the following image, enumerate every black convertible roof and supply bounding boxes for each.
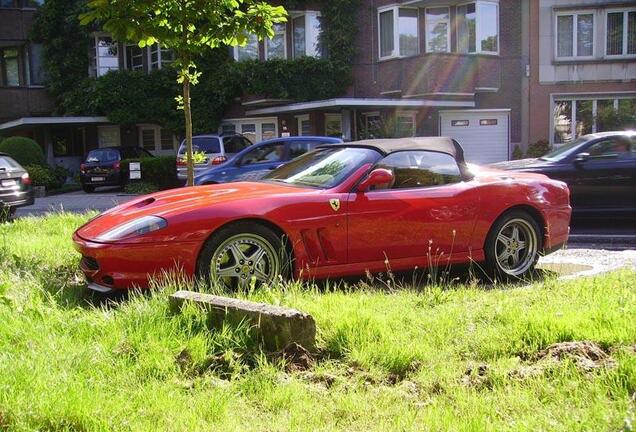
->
[320,137,466,163]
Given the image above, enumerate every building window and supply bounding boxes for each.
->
[221,118,278,142]
[292,11,323,58]
[556,12,594,58]
[425,7,450,53]
[378,6,418,59]
[457,2,499,54]
[606,9,636,57]
[325,114,343,138]
[89,34,119,77]
[139,125,176,153]
[297,115,312,136]
[1,47,21,87]
[28,43,46,85]
[234,34,259,61]
[0,0,17,7]
[124,44,144,71]
[221,124,236,135]
[553,96,636,144]
[396,111,416,137]
[362,112,382,137]
[149,43,174,70]
[262,123,277,141]
[266,23,287,59]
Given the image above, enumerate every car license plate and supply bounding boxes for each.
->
[1,179,16,187]
[91,177,106,182]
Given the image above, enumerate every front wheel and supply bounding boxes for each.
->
[484,210,542,281]
[82,185,95,193]
[196,222,290,290]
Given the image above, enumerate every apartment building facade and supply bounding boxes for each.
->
[223,0,525,164]
[1,0,634,172]
[527,0,636,146]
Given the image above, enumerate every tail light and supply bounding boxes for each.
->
[21,172,32,185]
[80,163,86,173]
[113,161,121,170]
[210,156,227,165]
[176,159,187,167]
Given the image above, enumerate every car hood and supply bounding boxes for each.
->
[75,181,308,241]
[488,158,550,170]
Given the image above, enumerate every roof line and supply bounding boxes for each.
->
[0,116,110,131]
[245,98,475,116]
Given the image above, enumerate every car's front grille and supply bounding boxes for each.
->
[81,256,99,271]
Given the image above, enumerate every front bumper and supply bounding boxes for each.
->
[73,232,201,290]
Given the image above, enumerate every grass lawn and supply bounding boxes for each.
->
[0,214,634,431]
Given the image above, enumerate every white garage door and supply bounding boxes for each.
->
[439,110,510,164]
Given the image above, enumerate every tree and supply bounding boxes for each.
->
[81,0,287,186]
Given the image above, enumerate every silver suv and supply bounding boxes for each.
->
[177,134,252,181]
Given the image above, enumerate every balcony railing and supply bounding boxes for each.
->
[0,87,54,121]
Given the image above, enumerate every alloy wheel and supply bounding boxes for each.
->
[210,233,280,289]
[494,218,538,277]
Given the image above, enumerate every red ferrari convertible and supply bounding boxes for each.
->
[73,138,571,292]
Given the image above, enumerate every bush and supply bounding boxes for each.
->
[52,166,71,185]
[0,137,46,166]
[526,140,551,158]
[23,165,63,190]
[124,182,159,195]
[512,145,524,160]
[121,156,179,190]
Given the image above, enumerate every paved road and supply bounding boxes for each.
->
[15,187,136,217]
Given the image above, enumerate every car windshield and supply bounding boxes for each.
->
[0,155,20,170]
[262,147,380,189]
[85,149,120,163]
[540,136,592,161]
[178,137,221,155]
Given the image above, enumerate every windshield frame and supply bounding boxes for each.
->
[260,146,382,190]
[539,136,593,162]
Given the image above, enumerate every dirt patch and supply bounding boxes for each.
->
[536,341,615,371]
[461,363,492,388]
[511,341,617,379]
[276,342,315,372]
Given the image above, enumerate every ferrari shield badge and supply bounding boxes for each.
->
[329,198,340,212]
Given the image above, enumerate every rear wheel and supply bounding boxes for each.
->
[484,210,542,281]
[82,185,95,193]
[196,222,290,290]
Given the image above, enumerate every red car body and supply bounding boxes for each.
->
[73,140,571,291]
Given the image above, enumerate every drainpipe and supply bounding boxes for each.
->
[521,0,530,152]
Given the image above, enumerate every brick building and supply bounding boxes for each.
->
[1,0,635,171]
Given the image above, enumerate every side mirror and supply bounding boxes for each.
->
[574,152,590,164]
[357,168,394,192]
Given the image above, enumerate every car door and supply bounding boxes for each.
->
[231,141,286,182]
[346,150,480,266]
[569,136,636,212]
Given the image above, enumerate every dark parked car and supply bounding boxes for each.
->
[193,136,343,185]
[0,152,33,220]
[491,131,636,216]
[80,146,153,193]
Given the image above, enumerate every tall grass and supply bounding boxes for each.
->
[0,214,634,431]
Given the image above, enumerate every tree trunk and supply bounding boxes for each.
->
[183,72,194,186]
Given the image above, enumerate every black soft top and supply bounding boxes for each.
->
[320,137,465,161]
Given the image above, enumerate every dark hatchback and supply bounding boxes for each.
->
[491,131,636,216]
[80,146,153,193]
[0,153,33,219]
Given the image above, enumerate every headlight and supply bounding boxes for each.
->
[97,216,167,241]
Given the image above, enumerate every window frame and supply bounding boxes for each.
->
[377,5,420,60]
[290,11,323,59]
[370,150,463,192]
[425,6,451,54]
[456,1,500,56]
[0,46,22,87]
[604,8,636,59]
[233,33,259,62]
[148,43,174,70]
[138,124,177,154]
[123,43,144,71]
[554,10,596,60]
[396,111,417,137]
[550,95,636,145]
[265,23,288,60]
[89,32,120,77]
[325,113,343,138]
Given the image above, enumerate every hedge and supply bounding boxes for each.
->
[120,156,179,191]
[0,137,46,166]
[24,165,65,190]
